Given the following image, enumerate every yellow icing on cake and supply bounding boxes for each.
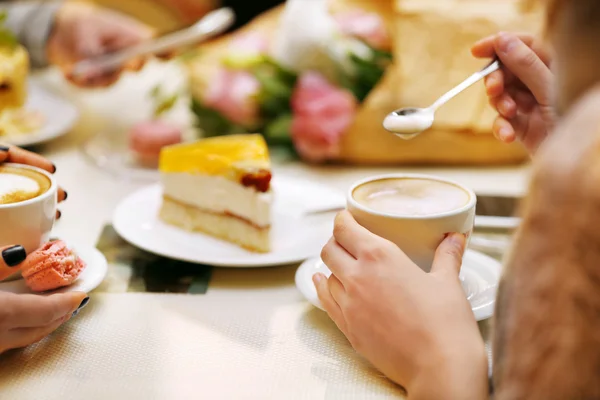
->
[159,134,271,178]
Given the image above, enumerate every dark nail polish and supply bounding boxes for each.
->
[77,297,90,311]
[56,210,62,219]
[63,191,68,201]
[51,163,57,173]
[73,297,90,317]
[0,145,9,152]
[2,245,26,267]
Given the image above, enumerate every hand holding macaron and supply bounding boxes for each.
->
[0,291,88,354]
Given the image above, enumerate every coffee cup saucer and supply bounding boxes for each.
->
[0,242,108,295]
[295,249,501,322]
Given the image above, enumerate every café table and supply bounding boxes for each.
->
[0,61,530,399]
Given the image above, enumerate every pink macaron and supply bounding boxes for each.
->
[21,240,86,292]
[128,120,182,164]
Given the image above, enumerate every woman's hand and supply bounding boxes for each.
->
[314,211,488,400]
[47,2,153,88]
[0,145,67,220]
[0,291,88,354]
[472,32,556,154]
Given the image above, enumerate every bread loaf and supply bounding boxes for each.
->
[338,0,543,165]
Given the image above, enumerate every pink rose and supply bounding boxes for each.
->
[203,69,261,126]
[334,10,390,49]
[291,72,357,163]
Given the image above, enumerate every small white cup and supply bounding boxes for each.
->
[347,173,476,272]
[0,163,57,267]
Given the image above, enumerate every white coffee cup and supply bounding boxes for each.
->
[0,163,57,264]
[347,173,476,272]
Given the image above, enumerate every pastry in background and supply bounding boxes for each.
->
[128,120,183,166]
[0,43,28,113]
[158,134,272,252]
[21,240,87,292]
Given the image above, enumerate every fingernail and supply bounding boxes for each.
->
[63,191,68,201]
[2,245,26,267]
[56,210,62,219]
[500,100,512,114]
[447,233,466,245]
[498,128,512,141]
[497,33,516,53]
[313,273,324,284]
[72,297,90,317]
[0,145,9,152]
[51,163,57,173]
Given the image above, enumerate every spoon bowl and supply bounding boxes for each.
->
[383,107,434,139]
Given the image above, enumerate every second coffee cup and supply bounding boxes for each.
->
[347,173,476,272]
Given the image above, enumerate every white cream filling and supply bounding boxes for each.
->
[161,172,272,227]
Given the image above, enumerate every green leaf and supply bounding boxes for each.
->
[154,94,178,117]
[149,85,161,99]
[340,43,392,102]
[0,12,17,49]
[190,98,241,136]
[264,114,293,142]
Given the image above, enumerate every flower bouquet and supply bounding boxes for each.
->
[187,0,392,162]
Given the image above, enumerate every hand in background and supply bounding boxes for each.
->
[314,211,488,400]
[0,291,88,354]
[47,2,153,88]
[472,32,556,154]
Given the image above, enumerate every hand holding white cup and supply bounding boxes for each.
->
[0,146,67,280]
[346,173,476,272]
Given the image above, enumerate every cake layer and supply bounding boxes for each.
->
[161,172,272,227]
[159,134,271,189]
[160,196,270,253]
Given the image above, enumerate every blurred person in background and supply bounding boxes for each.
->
[1,0,153,87]
[315,0,600,399]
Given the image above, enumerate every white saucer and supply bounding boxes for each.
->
[295,249,501,321]
[2,80,79,148]
[113,176,345,267]
[0,243,108,295]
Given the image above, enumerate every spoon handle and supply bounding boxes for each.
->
[431,60,500,111]
[71,7,235,76]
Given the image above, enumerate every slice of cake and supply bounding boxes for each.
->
[158,134,273,252]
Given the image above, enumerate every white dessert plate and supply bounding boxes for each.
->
[1,80,79,148]
[0,243,108,294]
[112,176,346,267]
[295,249,501,322]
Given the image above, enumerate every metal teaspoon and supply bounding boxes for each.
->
[383,60,501,139]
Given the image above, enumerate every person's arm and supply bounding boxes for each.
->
[1,1,62,67]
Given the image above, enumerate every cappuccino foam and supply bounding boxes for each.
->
[0,166,51,205]
[353,178,470,216]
